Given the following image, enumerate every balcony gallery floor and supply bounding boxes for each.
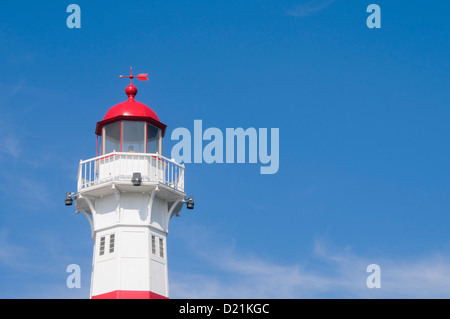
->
[78,180,186,202]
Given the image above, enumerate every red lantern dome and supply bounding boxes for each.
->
[94,69,167,156]
[95,83,166,136]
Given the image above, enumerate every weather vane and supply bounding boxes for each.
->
[119,67,149,84]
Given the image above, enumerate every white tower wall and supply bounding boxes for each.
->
[75,166,185,299]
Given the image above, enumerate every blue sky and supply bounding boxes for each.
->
[0,0,449,298]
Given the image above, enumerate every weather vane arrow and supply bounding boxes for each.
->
[119,67,149,84]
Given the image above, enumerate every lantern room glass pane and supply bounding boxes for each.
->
[122,121,146,153]
[104,121,121,154]
[147,124,160,154]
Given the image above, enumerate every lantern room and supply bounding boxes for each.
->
[95,83,167,156]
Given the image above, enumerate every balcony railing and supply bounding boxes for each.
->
[77,152,185,192]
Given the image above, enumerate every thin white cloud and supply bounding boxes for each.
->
[0,135,21,158]
[0,80,56,102]
[286,0,336,18]
[169,226,450,298]
[0,115,21,160]
[0,228,26,269]
[0,227,92,298]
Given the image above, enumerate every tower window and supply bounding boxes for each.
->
[99,236,105,256]
[151,235,156,254]
[109,234,115,253]
[159,238,164,258]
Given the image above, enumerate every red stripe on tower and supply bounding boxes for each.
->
[92,290,168,299]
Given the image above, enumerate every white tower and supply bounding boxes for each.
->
[67,69,193,299]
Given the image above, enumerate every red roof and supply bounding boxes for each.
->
[95,84,167,136]
[103,99,161,122]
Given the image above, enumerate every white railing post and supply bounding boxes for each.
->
[77,160,82,190]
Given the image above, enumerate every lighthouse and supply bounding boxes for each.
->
[66,68,193,299]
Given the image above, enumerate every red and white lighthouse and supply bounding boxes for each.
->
[68,69,193,299]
